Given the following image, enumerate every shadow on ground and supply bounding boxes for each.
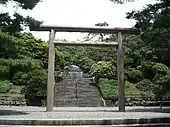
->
[53,107,170,113]
[0,110,28,116]
[128,107,170,113]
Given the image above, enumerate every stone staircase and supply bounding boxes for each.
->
[54,74,104,107]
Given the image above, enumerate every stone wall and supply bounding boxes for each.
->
[0,96,26,106]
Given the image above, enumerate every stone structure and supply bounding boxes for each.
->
[0,96,26,106]
[55,66,104,107]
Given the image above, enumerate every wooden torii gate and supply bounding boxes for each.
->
[31,25,140,112]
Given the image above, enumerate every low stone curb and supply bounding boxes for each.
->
[0,117,170,125]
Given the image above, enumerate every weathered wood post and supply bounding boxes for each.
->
[117,32,125,112]
[47,29,55,111]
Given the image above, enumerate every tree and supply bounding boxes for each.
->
[109,0,137,4]
[126,0,170,66]
[0,0,41,9]
[0,32,20,58]
[0,32,64,69]
[0,0,42,33]
[126,0,170,96]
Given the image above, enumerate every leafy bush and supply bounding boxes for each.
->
[136,79,154,100]
[153,74,170,101]
[0,58,43,80]
[98,78,118,99]
[126,68,143,83]
[141,62,156,80]
[0,80,12,93]
[125,81,141,96]
[0,32,20,58]
[90,61,116,82]
[0,65,9,80]
[78,57,95,73]
[12,71,27,86]
[136,79,154,91]
[152,63,169,75]
[8,58,43,78]
[21,69,47,98]
[0,59,12,66]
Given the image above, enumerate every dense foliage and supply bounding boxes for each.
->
[0,80,12,93]
[0,0,42,33]
[98,78,117,99]
[0,32,64,100]
[21,69,47,98]
[90,61,116,81]
[125,0,170,100]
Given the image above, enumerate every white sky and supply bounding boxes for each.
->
[0,0,156,41]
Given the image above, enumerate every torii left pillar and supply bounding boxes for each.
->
[117,32,125,112]
[47,29,55,111]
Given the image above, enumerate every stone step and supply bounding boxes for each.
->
[55,85,98,91]
[55,99,103,107]
[55,99,103,103]
[55,93,100,96]
[54,77,102,107]
[56,92,101,95]
[55,88,99,92]
[0,118,170,126]
[1,123,170,126]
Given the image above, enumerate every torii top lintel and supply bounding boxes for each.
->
[30,25,140,34]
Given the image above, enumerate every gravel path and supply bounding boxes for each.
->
[0,106,169,120]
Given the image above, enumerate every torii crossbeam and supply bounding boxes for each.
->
[31,25,140,112]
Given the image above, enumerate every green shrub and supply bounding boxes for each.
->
[0,59,12,66]
[98,78,118,99]
[163,92,170,100]
[153,75,170,101]
[0,80,12,93]
[152,63,169,75]
[126,68,143,83]
[0,58,43,80]
[12,71,27,86]
[0,65,9,80]
[125,81,141,96]
[90,61,116,82]
[9,58,43,78]
[141,62,156,80]
[136,79,154,91]
[136,79,154,100]
[78,57,95,73]
[21,69,47,98]
[0,32,20,58]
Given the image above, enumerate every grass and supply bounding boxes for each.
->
[0,85,24,97]
[98,78,141,100]
[99,78,117,99]
[0,80,12,93]
[125,81,141,98]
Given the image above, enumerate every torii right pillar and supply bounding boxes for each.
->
[117,32,125,112]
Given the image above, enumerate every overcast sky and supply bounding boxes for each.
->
[1,0,156,41]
